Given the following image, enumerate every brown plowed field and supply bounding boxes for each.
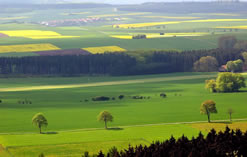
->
[0,33,9,38]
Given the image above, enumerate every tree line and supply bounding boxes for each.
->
[0,48,244,76]
[95,127,247,157]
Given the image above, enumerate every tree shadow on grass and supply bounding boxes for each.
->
[107,127,124,131]
[43,131,58,135]
[211,121,232,124]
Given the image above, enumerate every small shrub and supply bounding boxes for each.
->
[84,99,89,102]
[132,96,143,99]
[132,34,146,39]
[0,100,2,103]
[160,33,165,35]
[118,95,125,99]
[112,97,115,100]
[160,93,167,98]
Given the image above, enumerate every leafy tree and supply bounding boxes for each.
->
[193,56,218,72]
[200,100,217,123]
[32,113,48,134]
[97,111,113,129]
[218,36,237,49]
[242,52,247,62]
[227,108,234,122]
[205,79,217,92]
[234,40,247,50]
[226,59,243,72]
[242,52,247,70]
[216,72,246,92]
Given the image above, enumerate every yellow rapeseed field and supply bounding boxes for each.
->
[0,30,80,39]
[0,43,60,53]
[143,16,200,19]
[111,32,210,39]
[0,16,29,20]
[190,122,247,132]
[215,26,247,29]
[113,19,247,28]
[83,46,126,54]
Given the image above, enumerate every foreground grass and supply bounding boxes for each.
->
[0,124,201,157]
[2,121,247,157]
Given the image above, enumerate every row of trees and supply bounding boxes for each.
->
[32,111,113,133]
[0,48,245,76]
[96,127,247,157]
[193,52,247,72]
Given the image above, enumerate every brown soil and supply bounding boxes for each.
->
[35,49,91,56]
[0,33,9,38]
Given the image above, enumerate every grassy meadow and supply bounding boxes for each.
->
[0,72,246,156]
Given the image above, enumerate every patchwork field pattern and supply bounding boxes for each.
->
[0,43,60,53]
[111,32,210,39]
[0,30,80,39]
[113,19,247,28]
[82,46,126,54]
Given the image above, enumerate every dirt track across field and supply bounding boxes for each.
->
[0,74,216,92]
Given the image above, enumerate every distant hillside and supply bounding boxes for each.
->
[118,2,247,13]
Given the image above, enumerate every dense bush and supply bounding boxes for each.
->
[132,34,146,39]
[160,93,167,98]
[97,127,247,157]
[92,96,110,101]
[118,95,125,99]
[205,72,246,92]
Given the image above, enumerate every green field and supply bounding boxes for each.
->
[0,72,246,156]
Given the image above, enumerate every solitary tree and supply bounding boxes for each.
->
[200,100,217,123]
[32,113,48,134]
[227,108,234,122]
[97,111,113,129]
[216,72,246,92]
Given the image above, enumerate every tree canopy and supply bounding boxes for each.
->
[200,100,217,123]
[226,59,243,72]
[97,111,113,129]
[206,72,246,93]
[193,56,218,72]
[32,113,48,134]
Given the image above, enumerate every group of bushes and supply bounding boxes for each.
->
[94,127,247,157]
[83,93,167,102]
[18,99,32,104]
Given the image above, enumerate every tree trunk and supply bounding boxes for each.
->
[207,113,211,123]
[39,124,42,134]
[230,113,232,122]
[104,120,107,129]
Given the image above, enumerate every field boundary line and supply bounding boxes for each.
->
[0,74,216,92]
[0,118,246,135]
